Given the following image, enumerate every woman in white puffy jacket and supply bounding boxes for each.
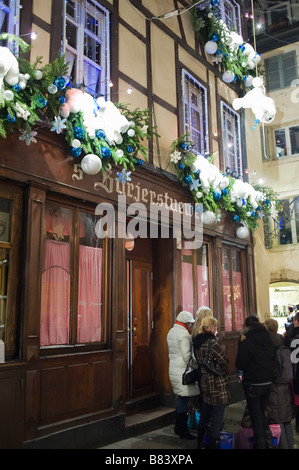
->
[167,311,199,440]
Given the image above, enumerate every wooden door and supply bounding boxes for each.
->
[127,255,153,399]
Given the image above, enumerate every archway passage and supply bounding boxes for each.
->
[269,281,299,334]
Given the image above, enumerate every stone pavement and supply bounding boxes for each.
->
[99,400,299,450]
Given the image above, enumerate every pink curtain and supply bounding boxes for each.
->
[223,268,232,331]
[182,262,194,314]
[233,271,244,330]
[77,245,102,343]
[40,240,70,346]
[197,265,210,307]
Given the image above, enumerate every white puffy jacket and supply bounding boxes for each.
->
[167,323,199,397]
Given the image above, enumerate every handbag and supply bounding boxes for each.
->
[182,357,200,385]
[201,338,221,376]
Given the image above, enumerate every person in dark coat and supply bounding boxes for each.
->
[285,311,299,433]
[192,315,230,449]
[265,318,296,449]
[235,315,276,449]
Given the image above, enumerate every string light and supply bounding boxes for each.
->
[19,31,37,40]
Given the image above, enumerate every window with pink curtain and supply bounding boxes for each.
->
[181,242,210,315]
[40,239,70,346]
[222,247,244,332]
[196,244,210,309]
[182,261,194,314]
[222,248,232,331]
[78,245,102,342]
[232,251,244,331]
[40,206,104,346]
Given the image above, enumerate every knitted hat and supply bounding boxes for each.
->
[176,311,195,323]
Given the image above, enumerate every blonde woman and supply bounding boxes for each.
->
[192,316,230,449]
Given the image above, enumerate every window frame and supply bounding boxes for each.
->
[276,196,299,246]
[62,0,110,97]
[221,244,246,333]
[274,125,299,158]
[40,195,111,354]
[267,1,291,27]
[0,183,23,360]
[218,0,241,35]
[221,101,243,178]
[180,238,213,316]
[0,0,20,47]
[182,69,209,156]
[265,51,298,91]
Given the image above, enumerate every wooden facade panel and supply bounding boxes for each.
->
[92,360,113,409]
[25,369,40,439]
[40,366,66,422]
[0,366,25,449]
[223,336,239,375]
[67,363,90,413]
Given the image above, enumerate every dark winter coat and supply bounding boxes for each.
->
[266,332,296,424]
[193,332,230,406]
[235,323,276,384]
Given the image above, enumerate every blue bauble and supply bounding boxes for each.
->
[101,147,112,158]
[211,33,219,42]
[137,159,143,166]
[257,206,261,211]
[180,143,187,150]
[127,145,134,153]
[54,76,66,90]
[251,211,255,217]
[36,97,47,108]
[211,0,218,5]
[233,215,239,223]
[73,126,85,139]
[265,199,270,205]
[213,191,221,201]
[222,188,228,196]
[58,96,66,104]
[69,147,81,158]
[178,163,185,170]
[7,114,15,123]
[13,84,21,93]
[184,175,192,184]
[96,129,105,139]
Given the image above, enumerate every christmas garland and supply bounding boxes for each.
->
[190,0,263,89]
[0,33,157,176]
[170,135,278,236]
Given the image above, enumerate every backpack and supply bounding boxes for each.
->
[274,345,293,384]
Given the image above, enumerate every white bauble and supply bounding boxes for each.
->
[236,226,250,239]
[222,70,235,83]
[81,154,102,175]
[48,84,58,94]
[3,90,14,101]
[71,139,81,148]
[244,75,253,87]
[35,70,43,80]
[201,211,216,225]
[127,128,135,137]
[116,149,124,159]
[204,40,218,55]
